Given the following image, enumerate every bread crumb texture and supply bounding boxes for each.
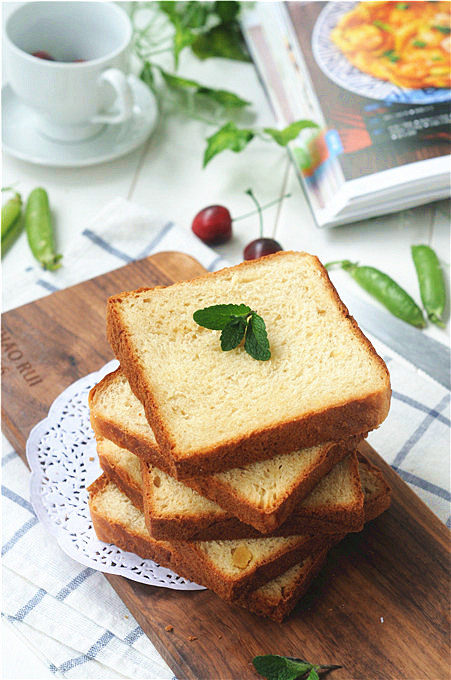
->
[114,253,388,455]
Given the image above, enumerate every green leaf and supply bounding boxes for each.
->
[382,49,400,62]
[159,69,249,109]
[220,317,247,350]
[433,25,451,34]
[192,24,250,62]
[373,20,393,31]
[215,1,240,23]
[412,40,426,47]
[253,655,311,680]
[159,69,199,90]
[140,62,155,91]
[174,22,196,67]
[193,303,251,330]
[203,122,254,167]
[396,2,409,9]
[197,87,250,108]
[307,670,320,680]
[264,120,319,147]
[244,313,271,361]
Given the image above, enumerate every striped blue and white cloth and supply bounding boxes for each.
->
[2,198,450,678]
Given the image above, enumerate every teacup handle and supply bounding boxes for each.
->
[91,68,134,124]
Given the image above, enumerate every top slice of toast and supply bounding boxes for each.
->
[107,251,390,477]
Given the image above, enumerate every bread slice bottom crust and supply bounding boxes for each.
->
[96,435,365,541]
[88,454,391,619]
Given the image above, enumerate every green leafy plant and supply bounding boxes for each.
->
[129,2,319,167]
[193,304,271,360]
[253,654,342,680]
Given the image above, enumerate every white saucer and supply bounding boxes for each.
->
[2,76,158,167]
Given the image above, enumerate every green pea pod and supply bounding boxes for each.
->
[25,188,62,270]
[1,191,22,246]
[326,260,426,328]
[411,245,446,328]
[2,212,24,257]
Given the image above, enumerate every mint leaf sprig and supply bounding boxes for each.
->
[253,654,342,680]
[193,304,271,361]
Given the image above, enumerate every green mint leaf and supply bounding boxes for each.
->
[433,25,451,34]
[220,317,247,351]
[203,122,254,167]
[382,49,400,62]
[307,670,320,680]
[181,1,210,29]
[244,312,271,361]
[192,24,250,62]
[215,1,240,23]
[264,120,319,147]
[193,303,251,330]
[197,87,250,109]
[412,40,427,47]
[253,655,311,680]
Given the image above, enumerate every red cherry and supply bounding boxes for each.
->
[243,238,283,261]
[32,51,55,61]
[192,205,232,246]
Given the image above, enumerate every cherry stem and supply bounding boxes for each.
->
[233,192,291,227]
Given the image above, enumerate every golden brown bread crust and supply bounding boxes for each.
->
[98,452,143,512]
[90,371,365,534]
[106,251,391,479]
[88,475,174,566]
[186,442,363,533]
[89,370,173,477]
[142,454,365,542]
[170,533,338,602]
[238,549,329,622]
[358,454,392,522]
[88,475,339,602]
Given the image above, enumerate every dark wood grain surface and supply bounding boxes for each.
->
[2,252,449,680]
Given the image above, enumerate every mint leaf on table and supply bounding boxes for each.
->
[220,316,247,350]
[193,304,271,360]
[307,670,320,680]
[253,655,342,680]
[253,655,311,680]
[192,24,250,62]
[264,120,319,146]
[244,312,271,361]
[203,122,254,167]
[193,303,251,330]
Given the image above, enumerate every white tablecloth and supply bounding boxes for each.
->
[2,198,449,679]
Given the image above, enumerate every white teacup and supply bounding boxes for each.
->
[5,1,134,142]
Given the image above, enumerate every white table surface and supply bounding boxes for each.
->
[2,6,450,679]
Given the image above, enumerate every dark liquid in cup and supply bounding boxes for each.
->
[32,51,85,63]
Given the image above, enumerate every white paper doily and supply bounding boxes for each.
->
[26,359,204,591]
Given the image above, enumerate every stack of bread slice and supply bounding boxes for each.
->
[88,251,392,621]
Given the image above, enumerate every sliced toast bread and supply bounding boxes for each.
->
[97,436,365,540]
[239,456,392,621]
[90,369,362,532]
[89,473,335,601]
[106,251,390,477]
[89,455,390,620]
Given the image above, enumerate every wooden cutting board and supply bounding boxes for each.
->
[2,252,449,680]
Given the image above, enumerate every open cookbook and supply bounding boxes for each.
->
[242,1,451,228]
